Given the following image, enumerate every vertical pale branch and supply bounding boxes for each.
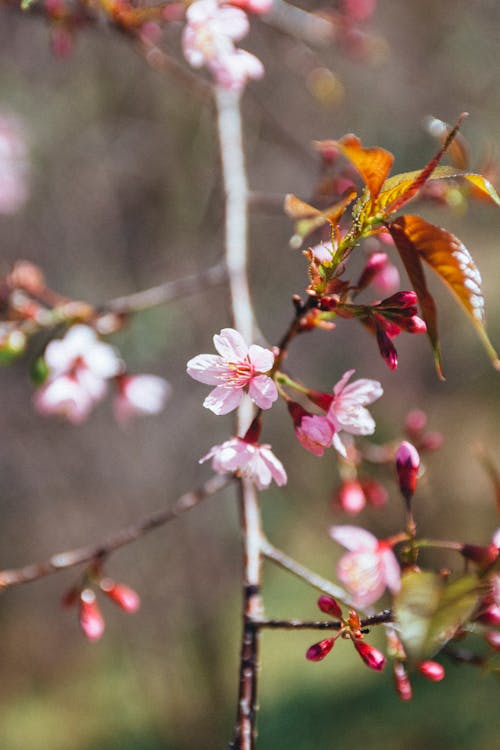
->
[215,86,263,750]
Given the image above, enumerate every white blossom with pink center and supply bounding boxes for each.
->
[327,369,383,457]
[0,113,29,214]
[34,325,123,422]
[200,437,287,490]
[182,0,264,91]
[187,327,277,415]
[113,374,170,423]
[330,525,401,607]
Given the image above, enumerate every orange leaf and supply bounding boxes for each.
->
[284,192,356,247]
[336,134,394,201]
[424,115,470,171]
[390,215,500,372]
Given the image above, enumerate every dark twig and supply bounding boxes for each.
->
[0,474,231,588]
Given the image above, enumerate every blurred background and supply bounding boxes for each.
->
[0,1,499,748]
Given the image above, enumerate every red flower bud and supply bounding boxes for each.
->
[393,662,413,701]
[335,479,366,515]
[395,441,420,502]
[419,660,445,682]
[100,578,141,613]
[317,595,343,620]
[376,326,398,370]
[352,639,386,671]
[485,630,500,651]
[306,638,335,661]
[381,291,418,309]
[305,389,334,412]
[460,544,499,568]
[477,603,500,627]
[242,416,263,445]
[360,478,388,508]
[79,589,105,642]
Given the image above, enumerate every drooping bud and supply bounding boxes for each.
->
[317,595,343,620]
[334,479,366,515]
[460,543,499,568]
[100,578,141,613]
[352,639,386,671]
[418,660,445,682]
[306,638,335,661]
[393,662,413,701]
[376,326,398,370]
[395,441,420,503]
[79,589,105,642]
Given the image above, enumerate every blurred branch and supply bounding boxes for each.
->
[101,260,228,314]
[264,0,334,47]
[0,474,231,588]
[256,611,393,629]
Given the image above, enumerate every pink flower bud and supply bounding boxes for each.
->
[100,578,141,613]
[352,639,386,671]
[460,544,499,568]
[317,595,343,620]
[381,291,418,309]
[419,660,445,682]
[419,431,444,452]
[360,478,388,508]
[395,441,420,502]
[393,662,412,701]
[405,409,427,435]
[306,638,335,662]
[485,630,500,651]
[376,327,398,370]
[477,603,500,627]
[79,589,105,642]
[403,315,427,334]
[335,479,366,515]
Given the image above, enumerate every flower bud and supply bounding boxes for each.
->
[485,630,500,651]
[376,326,398,370]
[334,479,366,515]
[306,638,335,662]
[360,478,388,508]
[100,578,141,613]
[395,441,420,503]
[79,589,105,642]
[418,660,445,682]
[394,662,413,701]
[352,639,386,671]
[405,409,427,435]
[460,543,499,568]
[317,595,343,620]
[477,603,500,627]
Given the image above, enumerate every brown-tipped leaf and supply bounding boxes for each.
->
[336,134,394,201]
[284,192,356,246]
[389,215,500,372]
[394,571,481,661]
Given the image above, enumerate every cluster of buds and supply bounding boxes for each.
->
[62,572,140,642]
[333,476,388,514]
[306,595,386,672]
[389,631,445,701]
[404,408,444,453]
[363,291,427,371]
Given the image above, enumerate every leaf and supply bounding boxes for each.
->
[335,134,394,201]
[388,220,443,379]
[424,115,470,171]
[284,192,356,247]
[394,571,481,661]
[21,0,38,8]
[389,214,500,372]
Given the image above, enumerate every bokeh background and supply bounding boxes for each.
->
[0,2,499,748]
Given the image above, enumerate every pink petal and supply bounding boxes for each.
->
[340,378,383,406]
[248,374,277,410]
[213,328,248,360]
[215,6,250,40]
[297,415,334,456]
[203,385,243,415]
[379,546,401,594]
[247,344,274,373]
[187,354,225,384]
[259,445,287,487]
[333,369,355,397]
[336,550,385,607]
[83,341,123,378]
[332,431,347,457]
[334,405,376,436]
[329,525,378,552]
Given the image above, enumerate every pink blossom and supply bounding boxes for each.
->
[187,327,277,415]
[34,325,123,422]
[113,374,170,423]
[327,370,383,457]
[0,113,29,214]
[295,413,334,456]
[330,525,401,607]
[182,0,264,91]
[200,436,287,489]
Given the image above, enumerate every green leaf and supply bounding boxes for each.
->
[394,570,481,661]
[30,356,50,385]
[21,0,38,9]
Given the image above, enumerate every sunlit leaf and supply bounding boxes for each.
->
[388,220,443,379]
[389,214,500,372]
[335,134,394,201]
[284,192,356,247]
[394,571,481,661]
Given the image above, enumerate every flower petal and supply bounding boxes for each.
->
[203,385,242,415]
[187,354,225,384]
[248,374,278,410]
[213,328,248,360]
[259,445,287,487]
[329,525,378,552]
[247,344,274,373]
[333,369,355,397]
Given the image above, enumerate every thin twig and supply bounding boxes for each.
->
[101,261,227,315]
[255,611,393,630]
[0,474,231,588]
[264,0,335,47]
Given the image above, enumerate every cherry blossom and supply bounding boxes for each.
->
[200,436,287,490]
[182,0,264,91]
[187,327,277,415]
[34,324,123,423]
[327,370,383,457]
[330,525,401,607]
[113,374,170,423]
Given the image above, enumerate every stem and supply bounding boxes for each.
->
[255,611,393,630]
[0,474,230,588]
[215,86,262,750]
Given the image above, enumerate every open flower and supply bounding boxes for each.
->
[187,327,277,415]
[113,374,170,423]
[330,525,401,607]
[200,436,286,489]
[327,370,383,457]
